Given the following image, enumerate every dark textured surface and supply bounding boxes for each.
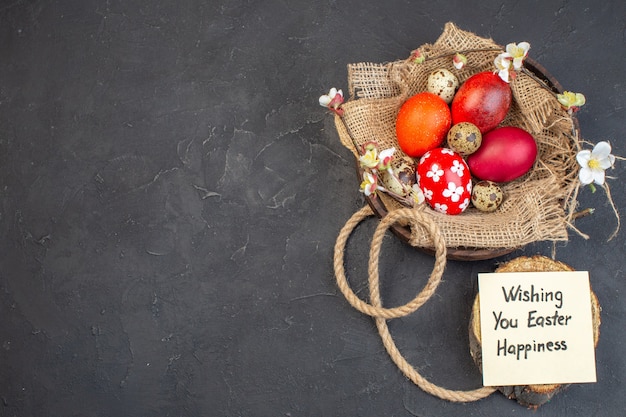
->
[1,1,625,416]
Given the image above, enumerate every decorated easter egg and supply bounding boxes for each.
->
[417,148,472,215]
[466,126,537,182]
[396,92,452,157]
[451,71,512,134]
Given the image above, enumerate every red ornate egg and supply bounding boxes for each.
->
[417,148,472,215]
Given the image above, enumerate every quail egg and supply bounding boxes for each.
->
[379,157,416,196]
[426,69,459,104]
[447,122,482,156]
[471,181,504,212]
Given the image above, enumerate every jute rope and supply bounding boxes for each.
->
[333,205,497,402]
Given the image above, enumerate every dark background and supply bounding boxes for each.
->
[1,0,625,416]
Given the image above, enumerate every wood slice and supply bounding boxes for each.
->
[468,256,601,408]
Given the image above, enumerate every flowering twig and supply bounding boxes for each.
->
[357,142,424,207]
[572,207,595,220]
[410,49,426,64]
[408,47,503,63]
[452,53,467,69]
[519,67,586,114]
[319,87,344,116]
[557,91,586,114]
[319,93,424,208]
[577,141,616,190]
[493,42,530,83]
[409,47,504,72]
[575,140,622,240]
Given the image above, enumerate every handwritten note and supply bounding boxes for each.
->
[478,271,596,386]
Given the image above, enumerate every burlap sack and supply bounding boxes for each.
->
[335,22,581,250]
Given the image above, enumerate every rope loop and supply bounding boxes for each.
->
[333,205,497,402]
[333,206,446,319]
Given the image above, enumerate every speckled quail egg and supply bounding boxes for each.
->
[471,181,504,212]
[447,122,482,156]
[379,157,416,196]
[426,69,459,104]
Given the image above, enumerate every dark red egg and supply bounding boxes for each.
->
[467,126,537,182]
[451,71,512,134]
